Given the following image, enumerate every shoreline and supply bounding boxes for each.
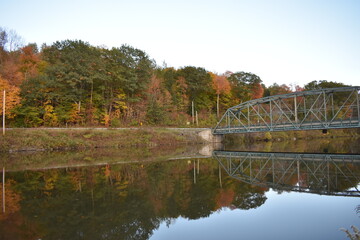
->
[224,128,360,144]
[0,127,208,153]
[1,127,359,153]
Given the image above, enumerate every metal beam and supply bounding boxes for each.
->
[213,87,360,134]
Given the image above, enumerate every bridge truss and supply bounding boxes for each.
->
[213,151,360,197]
[213,86,360,134]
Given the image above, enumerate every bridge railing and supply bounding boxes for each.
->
[213,86,360,134]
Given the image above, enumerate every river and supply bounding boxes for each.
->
[0,137,359,239]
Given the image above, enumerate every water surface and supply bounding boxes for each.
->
[0,138,359,240]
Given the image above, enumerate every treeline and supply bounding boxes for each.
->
[0,28,349,127]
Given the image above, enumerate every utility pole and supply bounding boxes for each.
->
[192,101,195,125]
[195,111,198,126]
[2,90,5,136]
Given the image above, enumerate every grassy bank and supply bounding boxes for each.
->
[0,128,204,152]
[224,128,360,144]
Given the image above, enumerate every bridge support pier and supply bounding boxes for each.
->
[198,129,223,143]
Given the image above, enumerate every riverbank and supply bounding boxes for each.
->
[224,128,360,144]
[0,128,206,153]
[1,127,359,153]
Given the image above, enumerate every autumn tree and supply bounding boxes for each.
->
[211,73,231,118]
[145,74,171,125]
[157,68,189,116]
[7,27,356,128]
[251,82,264,99]
[18,44,43,81]
[0,75,21,119]
[0,28,25,87]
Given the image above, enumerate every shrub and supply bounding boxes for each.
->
[264,132,272,140]
[111,118,121,128]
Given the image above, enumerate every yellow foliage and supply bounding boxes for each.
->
[103,114,110,127]
[113,93,127,118]
[0,76,21,119]
[43,104,58,126]
[69,103,82,124]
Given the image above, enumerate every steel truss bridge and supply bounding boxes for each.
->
[213,86,360,134]
[213,151,360,197]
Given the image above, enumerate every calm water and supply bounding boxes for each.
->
[0,138,359,240]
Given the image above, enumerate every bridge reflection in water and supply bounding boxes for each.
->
[213,151,360,197]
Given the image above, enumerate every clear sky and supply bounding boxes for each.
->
[1,0,359,87]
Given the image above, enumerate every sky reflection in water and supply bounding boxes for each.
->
[152,190,359,240]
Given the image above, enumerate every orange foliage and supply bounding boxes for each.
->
[0,75,21,118]
[251,82,264,99]
[0,180,40,239]
[212,73,231,95]
[69,103,83,125]
[0,60,23,86]
[216,189,235,208]
[19,45,41,80]
[148,75,161,98]
[0,179,22,221]
[104,165,111,178]
[103,114,110,127]
[148,75,172,104]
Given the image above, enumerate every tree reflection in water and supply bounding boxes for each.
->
[0,153,359,240]
[0,158,266,239]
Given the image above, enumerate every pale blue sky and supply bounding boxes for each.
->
[1,0,359,87]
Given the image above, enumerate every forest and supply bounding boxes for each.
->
[0,28,350,128]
